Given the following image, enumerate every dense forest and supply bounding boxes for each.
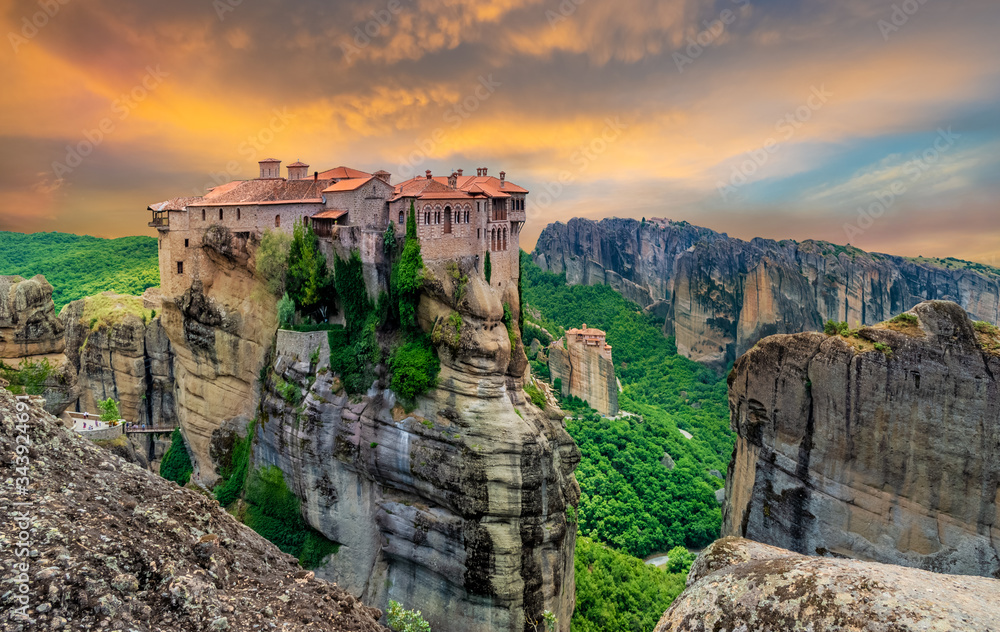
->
[521,251,734,631]
[0,231,159,310]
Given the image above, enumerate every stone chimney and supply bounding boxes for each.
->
[457,169,463,177]
[287,161,309,181]
[425,170,432,180]
[374,170,391,185]
[259,158,281,179]
[448,172,458,189]
[500,171,506,188]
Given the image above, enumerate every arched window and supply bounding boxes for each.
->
[237,208,241,221]
[219,208,224,220]
[465,209,470,223]
[399,210,404,224]
[425,211,430,225]
[503,227,508,251]
[275,215,280,228]
[491,228,496,251]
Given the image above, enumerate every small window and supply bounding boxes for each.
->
[275,215,281,228]
[399,211,404,224]
[465,210,469,223]
[202,209,206,221]
[184,239,189,247]
[237,208,241,220]
[219,208,224,220]
[177,261,184,274]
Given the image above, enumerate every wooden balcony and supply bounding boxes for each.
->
[148,211,169,229]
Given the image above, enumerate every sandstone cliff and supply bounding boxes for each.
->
[0,274,65,358]
[533,217,1000,368]
[158,228,276,484]
[0,387,388,632]
[61,292,176,428]
[653,537,1000,632]
[547,339,618,416]
[724,300,1000,577]
[252,258,580,632]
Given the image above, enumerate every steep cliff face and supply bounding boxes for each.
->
[547,340,618,416]
[61,292,176,427]
[158,229,277,484]
[723,300,1000,577]
[533,218,1000,368]
[653,537,1000,632]
[254,259,580,632]
[0,274,65,358]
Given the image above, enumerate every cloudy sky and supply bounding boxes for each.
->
[1,0,998,263]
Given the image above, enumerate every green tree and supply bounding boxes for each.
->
[386,600,432,632]
[389,339,439,401]
[277,292,295,329]
[393,202,424,331]
[160,428,194,486]
[484,250,492,284]
[98,398,120,423]
[286,220,335,321]
[666,546,697,574]
[257,229,292,296]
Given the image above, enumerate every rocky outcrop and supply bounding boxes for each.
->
[533,217,1000,368]
[159,230,277,485]
[255,259,580,632]
[61,292,176,428]
[547,339,618,416]
[653,537,1000,632]
[0,387,388,632]
[724,300,1000,577]
[0,274,65,358]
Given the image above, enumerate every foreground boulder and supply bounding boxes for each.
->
[0,387,387,632]
[724,300,1000,577]
[654,537,1000,632]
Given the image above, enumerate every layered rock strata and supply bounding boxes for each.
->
[0,274,65,358]
[724,300,1000,577]
[533,217,1000,368]
[653,537,1000,632]
[547,339,618,415]
[254,259,580,632]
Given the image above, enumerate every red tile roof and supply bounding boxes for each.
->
[322,176,373,192]
[316,166,371,180]
[188,178,333,206]
[147,196,202,212]
[287,161,309,168]
[392,173,527,199]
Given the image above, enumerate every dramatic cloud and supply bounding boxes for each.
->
[1,0,998,264]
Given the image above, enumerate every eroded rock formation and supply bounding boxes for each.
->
[724,300,1000,577]
[254,259,580,632]
[547,335,618,416]
[61,292,176,428]
[0,274,65,358]
[653,537,1000,632]
[533,217,1000,368]
[0,387,388,632]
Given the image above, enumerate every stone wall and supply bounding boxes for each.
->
[275,329,330,368]
[78,422,123,442]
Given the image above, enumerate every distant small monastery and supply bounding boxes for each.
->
[148,159,527,295]
[548,324,618,416]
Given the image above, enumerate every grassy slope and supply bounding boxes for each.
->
[0,231,160,311]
